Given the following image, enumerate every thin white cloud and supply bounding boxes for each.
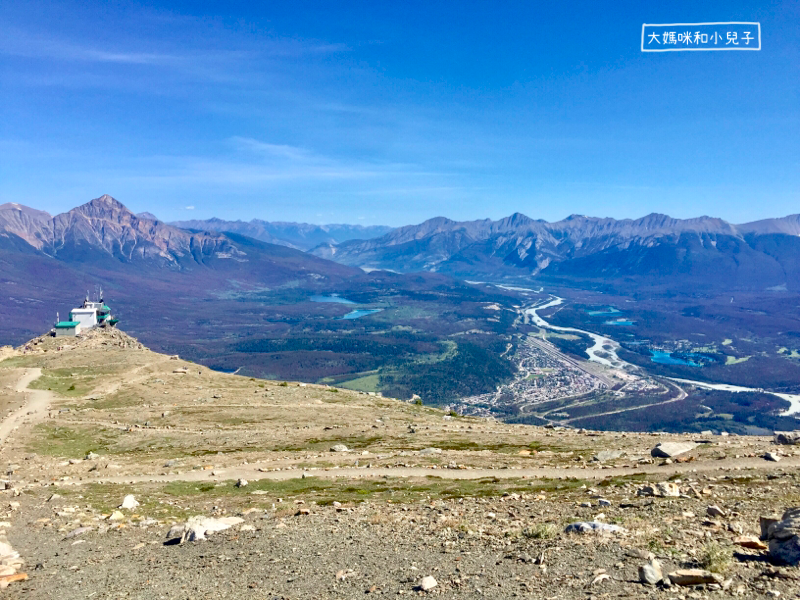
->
[185,205,195,210]
[229,137,313,162]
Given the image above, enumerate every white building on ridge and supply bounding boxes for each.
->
[52,290,119,337]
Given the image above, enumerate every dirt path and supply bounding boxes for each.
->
[66,455,800,487]
[0,368,56,445]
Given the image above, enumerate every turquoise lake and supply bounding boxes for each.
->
[310,295,356,304]
[340,309,383,320]
[650,350,702,367]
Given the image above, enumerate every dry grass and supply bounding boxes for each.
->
[522,523,558,539]
[700,542,732,574]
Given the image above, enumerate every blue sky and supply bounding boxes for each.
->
[1,1,797,226]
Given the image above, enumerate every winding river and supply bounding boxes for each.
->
[525,297,624,368]
[526,296,800,417]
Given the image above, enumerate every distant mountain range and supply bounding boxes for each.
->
[0,195,355,277]
[169,217,393,251]
[310,212,800,291]
[0,196,359,342]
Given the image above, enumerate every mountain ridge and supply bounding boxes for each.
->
[309,211,800,290]
[169,217,394,251]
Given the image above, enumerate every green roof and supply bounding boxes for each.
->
[55,321,80,328]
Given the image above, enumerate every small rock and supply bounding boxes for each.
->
[119,495,139,510]
[565,521,626,534]
[764,452,781,462]
[419,576,437,592]
[667,569,723,586]
[637,482,680,498]
[593,450,624,462]
[84,452,99,460]
[734,535,768,550]
[707,505,726,518]
[180,516,244,542]
[65,527,92,539]
[639,560,662,585]
[108,511,125,521]
[419,448,442,456]
[330,444,349,452]
[236,479,248,488]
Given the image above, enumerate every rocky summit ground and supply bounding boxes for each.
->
[0,328,798,599]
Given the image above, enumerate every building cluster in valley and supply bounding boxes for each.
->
[452,335,609,417]
[53,290,119,337]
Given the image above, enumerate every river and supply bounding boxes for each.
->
[525,297,624,368]
[526,296,800,417]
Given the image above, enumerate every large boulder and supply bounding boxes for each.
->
[651,442,697,458]
[766,507,800,566]
[773,431,800,445]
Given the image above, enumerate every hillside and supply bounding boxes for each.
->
[0,327,797,597]
[310,212,800,291]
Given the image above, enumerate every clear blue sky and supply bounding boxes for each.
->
[1,1,797,226]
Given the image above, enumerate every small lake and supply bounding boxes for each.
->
[605,320,634,326]
[340,309,383,320]
[310,295,356,304]
[587,307,621,316]
[650,350,702,367]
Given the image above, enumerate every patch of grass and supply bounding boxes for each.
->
[28,424,122,457]
[87,392,144,410]
[29,370,96,397]
[700,542,732,574]
[337,374,381,393]
[160,476,580,506]
[414,438,572,455]
[598,473,648,487]
[0,356,44,368]
[725,355,751,366]
[274,435,384,452]
[522,523,557,539]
